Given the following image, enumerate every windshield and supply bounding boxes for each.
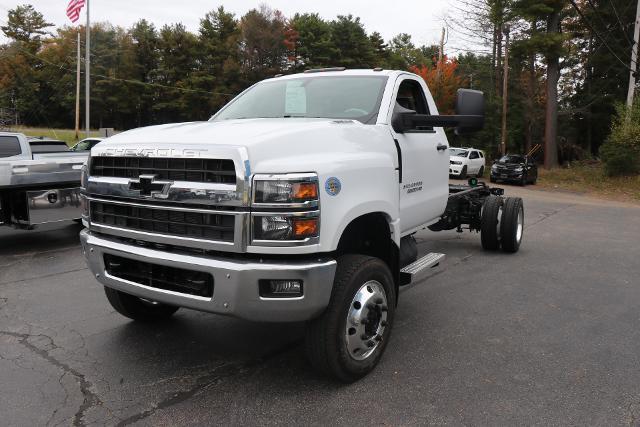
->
[450,149,468,157]
[212,76,388,124]
[499,155,525,164]
[72,139,100,151]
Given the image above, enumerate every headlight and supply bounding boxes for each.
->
[80,153,90,189]
[252,173,320,244]
[514,167,523,173]
[253,213,319,241]
[253,173,318,206]
[491,165,498,171]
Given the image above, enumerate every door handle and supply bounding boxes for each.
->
[436,144,448,151]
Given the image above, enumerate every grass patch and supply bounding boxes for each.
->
[9,126,101,147]
[538,161,640,202]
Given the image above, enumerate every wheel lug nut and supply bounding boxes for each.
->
[366,340,375,348]
[375,335,383,342]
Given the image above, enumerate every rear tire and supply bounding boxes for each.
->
[481,195,503,251]
[305,255,396,383]
[500,197,524,253]
[104,287,179,321]
[460,166,467,179]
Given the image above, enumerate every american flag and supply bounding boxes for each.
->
[66,0,86,23]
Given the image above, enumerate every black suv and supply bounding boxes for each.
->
[490,154,538,186]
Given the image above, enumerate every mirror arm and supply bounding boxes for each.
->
[410,114,483,128]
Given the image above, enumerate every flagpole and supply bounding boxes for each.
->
[85,0,90,137]
[75,31,80,141]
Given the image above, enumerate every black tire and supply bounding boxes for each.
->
[305,254,396,383]
[500,197,524,253]
[519,174,527,186]
[481,195,503,251]
[104,287,179,321]
[477,166,484,178]
[530,175,537,185]
[489,176,496,183]
[460,165,467,179]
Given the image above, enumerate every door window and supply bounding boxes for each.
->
[469,151,479,159]
[0,136,21,157]
[395,79,431,131]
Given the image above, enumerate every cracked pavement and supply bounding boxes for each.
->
[1,185,640,425]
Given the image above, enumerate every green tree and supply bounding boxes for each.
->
[329,15,375,68]
[290,13,336,70]
[1,4,53,52]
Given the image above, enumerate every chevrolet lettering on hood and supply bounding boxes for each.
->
[100,148,208,158]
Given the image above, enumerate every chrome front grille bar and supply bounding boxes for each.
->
[88,196,249,252]
[86,145,251,252]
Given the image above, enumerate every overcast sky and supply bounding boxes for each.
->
[0,0,485,52]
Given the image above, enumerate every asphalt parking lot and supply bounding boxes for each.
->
[1,185,640,426]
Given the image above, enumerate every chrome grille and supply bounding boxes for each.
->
[90,157,236,184]
[90,200,235,242]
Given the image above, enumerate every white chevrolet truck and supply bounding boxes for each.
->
[80,69,524,382]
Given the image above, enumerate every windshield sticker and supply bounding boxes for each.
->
[325,177,341,196]
[285,81,307,115]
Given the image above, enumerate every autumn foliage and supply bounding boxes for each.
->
[410,57,467,115]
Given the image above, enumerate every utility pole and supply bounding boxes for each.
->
[500,24,510,156]
[626,0,640,107]
[75,31,81,141]
[85,0,90,137]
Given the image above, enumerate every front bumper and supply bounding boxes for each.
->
[449,164,463,175]
[491,170,523,181]
[80,229,337,322]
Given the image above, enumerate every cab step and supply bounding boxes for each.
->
[399,252,445,286]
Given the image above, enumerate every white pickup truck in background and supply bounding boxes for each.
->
[80,68,524,382]
[0,132,87,228]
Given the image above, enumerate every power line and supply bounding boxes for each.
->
[569,0,636,73]
[607,0,635,47]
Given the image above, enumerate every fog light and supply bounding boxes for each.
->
[259,279,303,298]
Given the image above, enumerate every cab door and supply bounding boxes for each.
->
[389,76,449,234]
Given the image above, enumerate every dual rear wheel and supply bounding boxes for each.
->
[481,196,524,253]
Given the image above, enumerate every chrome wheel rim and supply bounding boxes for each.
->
[516,206,523,243]
[345,280,388,361]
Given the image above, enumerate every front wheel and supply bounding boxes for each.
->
[477,166,484,178]
[305,255,396,382]
[460,166,468,179]
[104,287,179,321]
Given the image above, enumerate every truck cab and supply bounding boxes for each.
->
[80,69,516,382]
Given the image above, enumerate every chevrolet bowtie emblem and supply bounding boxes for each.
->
[129,175,172,198]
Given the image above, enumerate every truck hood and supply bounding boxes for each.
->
[96,118,393,173]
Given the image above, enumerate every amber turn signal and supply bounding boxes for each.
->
[292,182,318,201]
[293,218,318,238]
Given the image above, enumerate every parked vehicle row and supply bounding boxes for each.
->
[449,147,485,178]
[490,154,538,185]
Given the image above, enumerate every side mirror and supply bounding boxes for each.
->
[391,103,416,133]
[391,89,485,134]
[454,89,484,135]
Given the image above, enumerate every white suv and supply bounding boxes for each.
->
[449,147,486,178]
